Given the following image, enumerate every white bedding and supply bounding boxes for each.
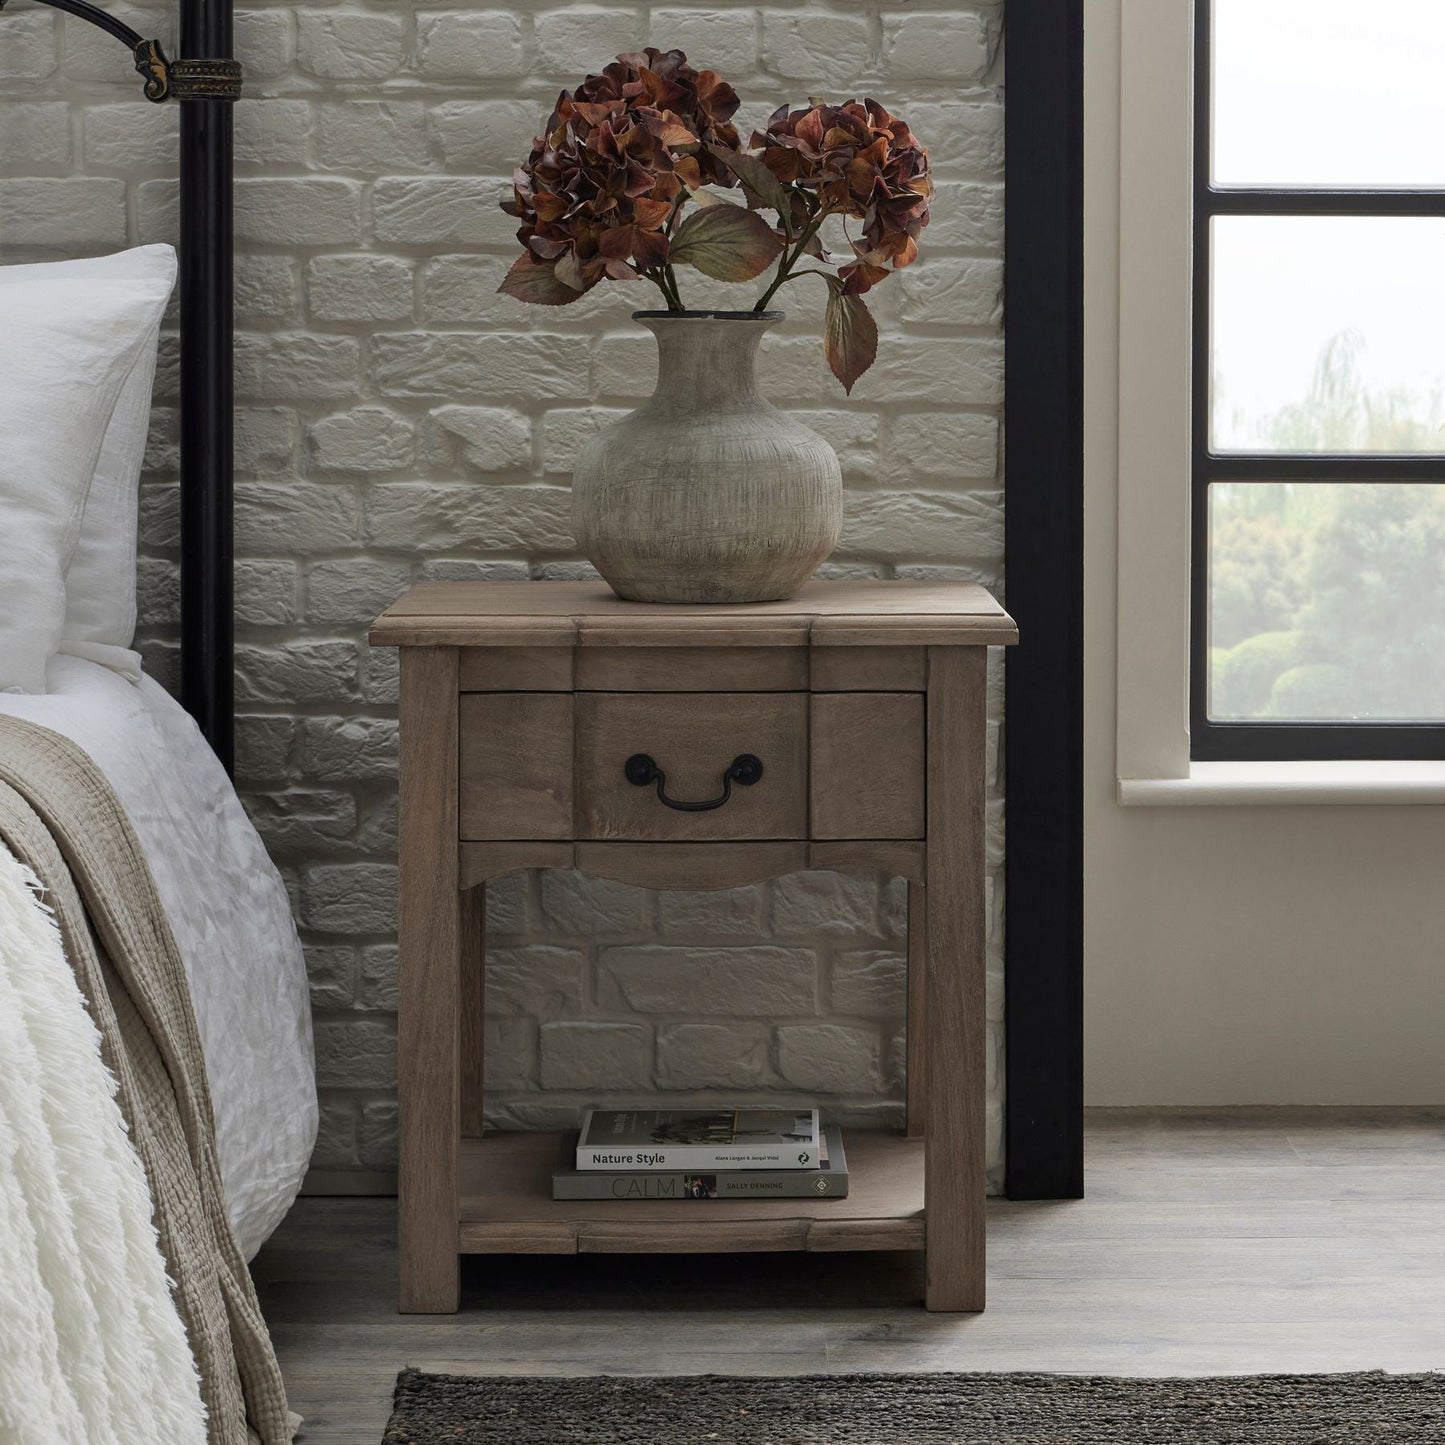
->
[0,656,316,1260]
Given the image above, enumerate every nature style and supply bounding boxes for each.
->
[497,47,933,393]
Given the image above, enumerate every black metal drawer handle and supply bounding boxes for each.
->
[624,753,764,812]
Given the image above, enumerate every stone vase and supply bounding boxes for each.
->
[571,310,843,604]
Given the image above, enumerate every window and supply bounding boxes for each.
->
[1192,0,1445,761]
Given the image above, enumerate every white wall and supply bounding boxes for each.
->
[1084,0,1445,1106]
[1,0,1009,1182]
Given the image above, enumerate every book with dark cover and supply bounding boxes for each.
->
[575,1107,821,1171]
[553,1127,849,1200]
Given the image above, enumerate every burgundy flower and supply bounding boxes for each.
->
[750,98,931,295]
[499,49,743,304]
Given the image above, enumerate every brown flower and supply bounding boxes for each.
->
[499,49,743,305]
[750,99,931,295]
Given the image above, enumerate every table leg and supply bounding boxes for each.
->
[460,883,485,1139]
[398,647,463,1313]
[906,882,927,1139]
[923,646,987,1312]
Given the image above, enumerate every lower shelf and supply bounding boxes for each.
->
[457,1130,926,1256]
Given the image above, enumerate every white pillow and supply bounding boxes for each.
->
[0,268,173,694]
[0,246,176,666]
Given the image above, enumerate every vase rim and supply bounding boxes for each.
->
[632,309,784,322]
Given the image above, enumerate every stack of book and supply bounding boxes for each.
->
[552,1108,850,1200]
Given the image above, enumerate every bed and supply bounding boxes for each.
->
[1,3,309,1439]
[0,658,315,1261]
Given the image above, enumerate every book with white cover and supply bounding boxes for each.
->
[575,1108,821,1171]
[553,1127,849,1199]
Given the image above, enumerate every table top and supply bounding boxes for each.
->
[370,580,1018,649]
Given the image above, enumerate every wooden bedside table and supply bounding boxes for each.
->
[370,580,1017,1314]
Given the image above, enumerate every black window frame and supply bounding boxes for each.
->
[1190,0,1445,762]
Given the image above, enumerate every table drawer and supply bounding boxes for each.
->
[459,693,573,841]
[576,693,808,841]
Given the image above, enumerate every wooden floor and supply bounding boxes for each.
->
[252,1110,1445,1444]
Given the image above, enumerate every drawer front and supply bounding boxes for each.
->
[459,693,573,840]
[576,693,808,841]
[810,693,925,840]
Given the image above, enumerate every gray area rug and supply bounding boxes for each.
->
[382,1369,1445,1442]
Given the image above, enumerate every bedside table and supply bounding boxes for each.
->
[370,580,1017,1314]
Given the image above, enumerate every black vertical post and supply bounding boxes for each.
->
[1003,0,1086,1198]
[178,0,235,773]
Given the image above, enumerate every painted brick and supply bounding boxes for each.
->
[2,103,71,167]
[599,946,817,1017]
[882,12,992,81]
[883,411,997,483]
[894,256,1003,328]
[299,716,400,780]
[831,951,906,1018]
[539,872,647,934]
[236,484,359,554]
[305,562,415,630]
[428,100,540,170]
[301,863,398,934]
[236,641,358,705]
[307,255,415,324]
[236,179,362,247]
[0,11,57,79]
[772,872,884,938]
[309,408,415,473]
[313,102,430,173]
[927,181,1006,250]
[82,104,175,170]
[297,13,405,81]
[487,945,586,1017]
[234,10,294,78]
[235,408,296,475]
[776,1024,880,1093]
[416,12,526,79]
[426,405,533,472]
[535,9,644,76]
[364,483,572,551]
[356,945,400,1010]
[234,257,296,326]
[841,487,1004,562]
[656,1023,769,1089]
[373,332,576,400]
[234,101,312,168]
[761,13,872,82]
[236,334,363,402]
[421,256,509,325]
[0,177,124,249]
[374,178,512,246]
[314,1017,396,1089]
[650,11,757,74]
[538,1022,651,1090]
[235,559,300,626]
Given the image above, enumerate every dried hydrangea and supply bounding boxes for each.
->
[499,49,758,306]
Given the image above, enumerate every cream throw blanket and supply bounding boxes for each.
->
[0,846,206,1444]
[0,718,292,1444]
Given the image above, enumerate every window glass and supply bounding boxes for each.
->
[1210,216,1445,454]
[1213,0,1445,188]
[1208,482,1445,722]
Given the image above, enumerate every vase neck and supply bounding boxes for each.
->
[639,314,775,411]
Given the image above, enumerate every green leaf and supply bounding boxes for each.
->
[669,204,784,282]
[496,255,587,306]
[823,287,878,394]
[707,143,793,217]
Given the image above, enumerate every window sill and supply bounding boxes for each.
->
[1118,761,1445,807]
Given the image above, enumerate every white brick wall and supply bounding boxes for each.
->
[0,0,1007,1189]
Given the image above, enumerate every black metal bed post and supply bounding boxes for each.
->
[179,0,235,774]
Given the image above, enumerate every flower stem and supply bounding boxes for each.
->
[755,209,828,311]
